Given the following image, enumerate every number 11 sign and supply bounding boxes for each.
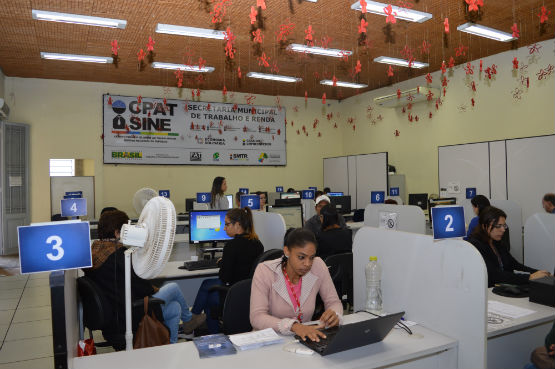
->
[431,206,466,240]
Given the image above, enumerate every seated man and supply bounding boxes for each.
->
[304,195,347,238]
[542,193,555,214]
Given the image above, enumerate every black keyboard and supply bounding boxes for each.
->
[180,259,219,271]
[295,325,340,353]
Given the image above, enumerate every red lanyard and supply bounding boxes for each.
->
[282,267,303,322]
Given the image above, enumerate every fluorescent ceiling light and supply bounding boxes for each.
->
[151,62,214,72]
[457,22,516,42]
[374,56,428,69]
[155,24,226,40]
[287,44,353,58]
[32,9,126,29]
[350,1,432,23]
[40,52,113,63]
[246,72,301,83]
[320,80,368,89]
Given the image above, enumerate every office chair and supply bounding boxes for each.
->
[77,276,166,350]
[250,248,284,277]
[221,279,253,335]
[325,252,354,309]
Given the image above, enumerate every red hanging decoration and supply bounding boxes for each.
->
[111,40,120,56]
[222,86,227,97]
[511,23,519,38]
[464,62,474,74]
[196,88,201,97]
[360,0,368,13]
[276,21,295,43]
[471,81,476,91]
[305,25,315,46]
[107,96,113,105]
[250,6,258,24]
[441,61,447,74]
[448,56,455,68]
[426,90,434,101]
[252,29,264,43]
[480,60,483,73]
[332,75,338,87]
[455,44,468,57]
[137,95,142,103]
[425,73,432,84]
[355,60,362,74]
[465,0,479,12]
[174,69,184,88]
[146,36,155,52]
[538,6,551,24]
[304,91,308,104]
[512,57,519,70]
[396,89,401,99]
[394,129,400,137]
[358,18,368,34]
[419,40,431,55]
[211,0,231,23]
[322,93,327,104]
[384,5,397,24]
[257,52,270,67]
[237,67,242,79]
[137,49,146,62]
[257,0,267,10]
[471,98,475,107]
[387,65,394,77]
[224,27,236,59]
[429,112,433,119]
[444,18,449,33]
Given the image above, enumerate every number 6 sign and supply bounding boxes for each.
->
[17,221,92,274]
[370,191,385,204]
[431,206,466,240]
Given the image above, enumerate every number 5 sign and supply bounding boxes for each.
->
[18,221,92,274]
[431,206,466,240]
[240,195,260,210]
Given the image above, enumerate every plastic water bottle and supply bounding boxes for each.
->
[365,256,383,313]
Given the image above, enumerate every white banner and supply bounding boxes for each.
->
[103,94,286,165]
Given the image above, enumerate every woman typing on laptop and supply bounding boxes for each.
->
[250,228,343,342]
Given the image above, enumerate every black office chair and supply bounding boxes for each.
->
[221,279,253,335]
[77,276,166,350]
[250,248,284,277]
[325,252,354,309]
[353,209,365,222]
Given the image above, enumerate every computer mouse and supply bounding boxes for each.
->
[504,285,521,295]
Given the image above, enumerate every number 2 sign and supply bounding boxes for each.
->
[18,221,92,274]
[431,206,466,240]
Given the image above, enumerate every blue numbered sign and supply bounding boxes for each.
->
[302,190,315,200]
[239,188,249,194]
[159,190,170,198]
[308,187,317,191]
[18,221,92,274]
[240,195,261,210]
[431,206,466,240]
[65,191,83,197]
[276,186,284,193]
[465,188,476,199]
[61,198,87,217]
[389,187,400,196]
[196,192,211,203]
[371,191,385,204]
[63,194,82,199]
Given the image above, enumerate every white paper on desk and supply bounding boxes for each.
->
[229,328,284,350]
[488,300,536,319]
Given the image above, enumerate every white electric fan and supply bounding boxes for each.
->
[120,196,176,350]
[132,187,158,216]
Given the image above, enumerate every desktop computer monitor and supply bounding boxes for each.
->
[189,210,232,244]
[328,192,344,197]
[408,193,428,211]
[267,205,304,229]
[275,198,301,206]
[226,194,234,209]
[280,192,301,199]
[428,198,457,224]
[329,195,351,214]
[185,198,195,212]
[268,192,280,206]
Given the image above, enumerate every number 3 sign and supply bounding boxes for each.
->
[18,221,92,274]
[431,206,466,240]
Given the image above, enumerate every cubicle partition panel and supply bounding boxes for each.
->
[353,227,488,369]
[363,204,426,234]
[323,152,388,211]
[252,211,286,251]
[489,199,523,263]
[524,213,555,272]
[301,199,316,222]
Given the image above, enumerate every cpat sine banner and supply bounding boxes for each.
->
[102,94,286,165]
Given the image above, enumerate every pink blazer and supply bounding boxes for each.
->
[250,257,343,335]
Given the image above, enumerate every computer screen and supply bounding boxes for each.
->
[408,193,428,211]
[267,205,304,229]
[428,198,457,224]
[189,210,232,244]
[280,192,301,199]
[185,198,195,212]
[329,195,351,214]
[275,198,301,206]
[226,194,233,209]
[327,192,344,196]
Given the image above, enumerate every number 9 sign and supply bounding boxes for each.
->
[370,191,385,204]
[431,206,466,240]
[196,192,211,203]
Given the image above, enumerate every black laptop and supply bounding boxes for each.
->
[295,312,404,356]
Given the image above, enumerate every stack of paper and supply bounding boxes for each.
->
[488,300,536,319]
[229,328,284,350]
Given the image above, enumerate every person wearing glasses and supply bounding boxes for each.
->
[191,207,264,333]
[468,206,551,287]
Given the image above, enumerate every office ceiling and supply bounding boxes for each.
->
[0,0,553,100]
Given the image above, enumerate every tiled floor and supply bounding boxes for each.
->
[0,271,54,369]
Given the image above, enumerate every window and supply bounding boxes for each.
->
[49,159,75,176]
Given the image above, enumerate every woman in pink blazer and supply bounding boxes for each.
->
[250,228,343,342]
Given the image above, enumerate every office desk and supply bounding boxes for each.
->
[73,313,458,369]
[487,289,555,369]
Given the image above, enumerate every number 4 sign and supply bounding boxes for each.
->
[61,198,87,217]
[431,206,466,240]
[18,221,92,274]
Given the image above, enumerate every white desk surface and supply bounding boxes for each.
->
[156,261,219,280]
[346,221,364,230]
[73,313,457,369]
[487,289,555,338]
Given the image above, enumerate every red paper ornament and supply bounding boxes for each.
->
[224,27,236,59]
[107,96,113,105]
[538,6,551,24]
[305,91,308,103]
[455,44,468,57]
[387,66,394,77]
[237,67,242,79]
[448,56,455,68]
[222,86,227,97]
[425,73,432,84]
[394,129,400,137]
[444,18,449,33]
[358,18,368,34]
[384,5,397,24]
[137,49,146,62]
[257,0,266,10]
[146,36,155,52]
[276,21,295,43]
[464,62,474,75]
[137,95,142,103]
[471,81,476,91]
[441,61,447,74]
[322,93,327,104]
[332,75,338,87]
[512,57,519,70]
[471,98,475,107]
[429,112,433,119]
[360,0,368,13]
[355,60,362,74]
[252,29,264,44]
[511,23,519,38]
[396,89,401,99]
[250,6,258,24]
[419,40,431,55]
[305,25,315,46]
[465,0,480,12]
[111,40,120,56]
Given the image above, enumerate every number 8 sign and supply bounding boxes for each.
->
[431,206,466,240]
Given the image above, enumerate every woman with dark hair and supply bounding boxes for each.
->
[210,176,228,210]
[84,210,205,343]
[316,205,352,260]
[468,206,550,287]
[250,228,343,342]
[464,195,490,240]
[191,207,264,333]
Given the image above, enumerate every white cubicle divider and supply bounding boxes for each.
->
[353,227,487,369]
[252,211,286,251]
[524,213,555,272]
[363,204,426,234]
[192,202,209,210]
[301,199,316,222]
